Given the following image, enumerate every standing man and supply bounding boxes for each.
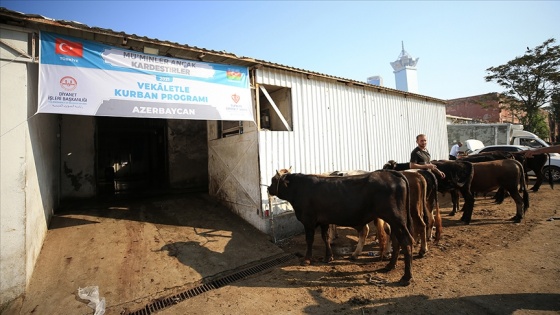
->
[410,134,446,178]
[449,141,463,160]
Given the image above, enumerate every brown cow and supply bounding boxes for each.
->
[462,159,529,223]
[382,162,442,242]
[461,150,551,191]
[357,170,439,260]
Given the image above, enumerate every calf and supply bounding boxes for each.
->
[267,169,415,285]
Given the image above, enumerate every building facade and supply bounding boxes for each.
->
[446,92,521,124]
[0,7,449,306]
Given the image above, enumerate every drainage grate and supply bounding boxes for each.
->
[125,253,296,315]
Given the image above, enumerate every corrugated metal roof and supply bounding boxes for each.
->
[0,7,446,104]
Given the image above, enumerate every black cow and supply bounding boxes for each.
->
[267,168,415,285]
[430,160,476,223]
[350,171,430,260]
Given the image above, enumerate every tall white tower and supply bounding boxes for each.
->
[390,41,419,93]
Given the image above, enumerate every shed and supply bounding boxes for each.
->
[0,7,449,306]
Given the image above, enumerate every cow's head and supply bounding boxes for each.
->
[268,167,292,196]
[433,160,474,189]
[383,160,397,170]
[383,160,410,171]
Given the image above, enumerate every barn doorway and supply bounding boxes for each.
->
[96,117,168,194]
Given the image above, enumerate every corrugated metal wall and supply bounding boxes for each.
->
[258,67,448,216]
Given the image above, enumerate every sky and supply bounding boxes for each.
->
[2,1,559,100]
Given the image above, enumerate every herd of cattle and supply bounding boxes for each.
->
[267,150,553,286]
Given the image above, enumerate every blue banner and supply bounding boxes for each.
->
[38,32,253,121]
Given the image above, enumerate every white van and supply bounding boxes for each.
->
[511,130,550,148]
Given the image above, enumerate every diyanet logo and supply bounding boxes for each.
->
[60,76,78,91]
[55,38,83,57]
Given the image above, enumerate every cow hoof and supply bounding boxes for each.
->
[323,256,334,263]
[510,215,522,223]
[398,276,413,286]
[418,251,426,258]
[384,263,396,271]
[349,255,358,261]
[301,259,311,266]
[460,216,471,224]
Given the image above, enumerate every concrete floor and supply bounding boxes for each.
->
[7,192,285,315]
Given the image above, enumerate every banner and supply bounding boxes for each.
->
[38,32,253,121]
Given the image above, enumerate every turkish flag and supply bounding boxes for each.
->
[55,38,83,57]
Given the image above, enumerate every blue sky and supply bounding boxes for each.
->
[2,1,559,100]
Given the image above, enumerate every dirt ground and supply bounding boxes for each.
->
[3,179,560,315]
[159,179,560,315]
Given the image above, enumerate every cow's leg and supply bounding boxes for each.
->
[416,219,427,258]
[449,190,460,216]
[531,171,543,192]
[425,188,441,243]
[388,225,413,286]
[374,219,391,260]
[302,226,315,265]
[494,187,505,204]
[399,237,413,286]
[411,203,427,257]
[350,224,368,260]
[385,232,400,271]
[459,188,475,224]
[320,224,334,263]
[327,224,338,244]
[424,210,434,241]
[433,202,442,244]
[382,222,392,260]
[508,187,526,223]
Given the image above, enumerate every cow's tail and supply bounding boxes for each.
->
[430,171,443,243]
[547,154,554,190]
[386,170,414,245]
[519,162,529,211]
[398,171,415,244]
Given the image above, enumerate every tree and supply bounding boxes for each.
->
[485,38,560,139]
[547,92,560,143]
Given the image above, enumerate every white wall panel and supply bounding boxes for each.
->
[257,68,448,219]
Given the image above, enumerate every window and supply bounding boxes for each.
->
[519,138,543,148]
[219,120,243,138]
[481,146,521,153]
[258,85,293,131]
